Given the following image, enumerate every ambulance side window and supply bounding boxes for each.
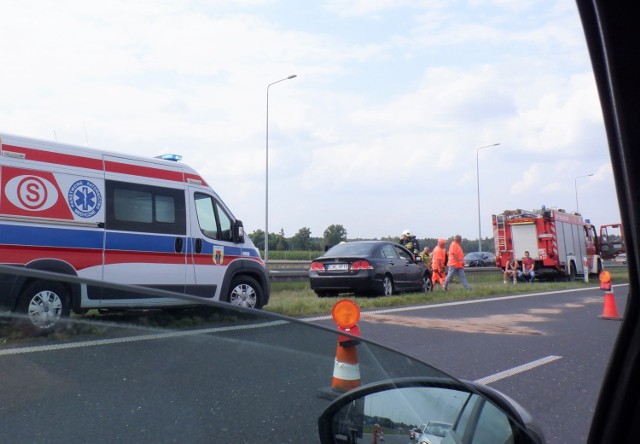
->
[194,193,234,242]
[106,181,186,234]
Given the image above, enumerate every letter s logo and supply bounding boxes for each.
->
[5,175,59,211]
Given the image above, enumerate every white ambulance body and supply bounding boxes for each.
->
[0,132,269,332]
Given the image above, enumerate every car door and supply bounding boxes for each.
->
[394,245,423,290]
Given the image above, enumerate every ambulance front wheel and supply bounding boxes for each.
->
[16,280,70,335]
[228,276,264,309]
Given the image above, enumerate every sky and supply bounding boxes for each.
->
[0,0,621,242]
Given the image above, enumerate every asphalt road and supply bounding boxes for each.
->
[0,284,625,443]
[310,284,627,443]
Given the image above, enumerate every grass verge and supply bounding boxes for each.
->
[265,269,629,317]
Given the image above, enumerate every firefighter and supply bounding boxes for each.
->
[431,238,447,289]
[400,229,420,254]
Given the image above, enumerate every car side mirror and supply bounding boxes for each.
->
[317,378,545,444]
[233,220,245,244]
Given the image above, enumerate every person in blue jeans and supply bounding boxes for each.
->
[518,250,535,282]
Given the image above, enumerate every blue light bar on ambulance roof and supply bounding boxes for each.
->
[155,154,182,162]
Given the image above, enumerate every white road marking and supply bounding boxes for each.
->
[305,283,628,321]
[0,320,288,357]
[474,355,563,385]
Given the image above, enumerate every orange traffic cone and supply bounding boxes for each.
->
[331,337,361,392]
[600,289,622,320]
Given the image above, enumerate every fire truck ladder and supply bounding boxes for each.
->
[495,214,507,252]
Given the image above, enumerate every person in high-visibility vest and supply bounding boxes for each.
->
[443,234,471,290]
[431,238,447,289]
[419,246,432,270]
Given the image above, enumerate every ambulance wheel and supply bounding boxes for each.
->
[16,280,70,335]
[228,276,263,309]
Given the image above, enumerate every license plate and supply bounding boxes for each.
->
[327,263,349,271]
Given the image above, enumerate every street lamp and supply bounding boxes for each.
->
[265,74,297,265]
[476,143,500,253]
[574,173,594,214]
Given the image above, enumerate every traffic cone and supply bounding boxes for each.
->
[600,289,622,320]
[331,334,361,392]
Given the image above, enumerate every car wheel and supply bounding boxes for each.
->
[16,280,70,335]
[422,275,433,292]
[380,275,394,296]
[228,276,263,308]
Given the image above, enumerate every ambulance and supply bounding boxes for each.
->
[0,132,269,333]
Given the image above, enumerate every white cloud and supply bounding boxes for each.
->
[0,0,620,240]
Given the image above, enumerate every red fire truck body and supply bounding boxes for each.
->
[492,207,603,280]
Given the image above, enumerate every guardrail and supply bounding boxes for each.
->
[267,260,501,282]
[266,260,626,282]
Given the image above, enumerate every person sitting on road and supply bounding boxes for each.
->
[504,258,519,284]
[518,250,535,283]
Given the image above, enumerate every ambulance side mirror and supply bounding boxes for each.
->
[233,220,245,244]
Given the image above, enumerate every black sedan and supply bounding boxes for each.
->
[464,251,496,267]
[309,241,432,297]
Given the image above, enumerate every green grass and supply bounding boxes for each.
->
[265,269,629,317]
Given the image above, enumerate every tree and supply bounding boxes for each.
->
[275,228,289,251]
[323,224,347,247]
[291,227,312,250]
[249,229,265,250]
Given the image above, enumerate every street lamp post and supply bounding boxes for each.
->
[476,143,500,253]
[265,74,296,266]
[574,173,594,214]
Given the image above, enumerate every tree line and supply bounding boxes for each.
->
[248,224,495,253]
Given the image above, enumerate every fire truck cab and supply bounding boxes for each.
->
[493,207,604,281]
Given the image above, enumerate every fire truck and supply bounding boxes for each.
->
[599,223,625,259]
[492,207,604,281]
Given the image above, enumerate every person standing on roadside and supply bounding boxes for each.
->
[400,229,420,254]
[444,234,471,290]
[431,239,447,289]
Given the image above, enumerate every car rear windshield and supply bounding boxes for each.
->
[324,242,376,257]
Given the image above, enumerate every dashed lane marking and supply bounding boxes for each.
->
[475,355,563,385]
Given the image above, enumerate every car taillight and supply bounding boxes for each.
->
[351,260,372,270]
[310,261,325,271]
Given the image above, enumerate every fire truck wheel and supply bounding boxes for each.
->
[16,280,70,335]
[228,276,263,309]
[568,262,578,282]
